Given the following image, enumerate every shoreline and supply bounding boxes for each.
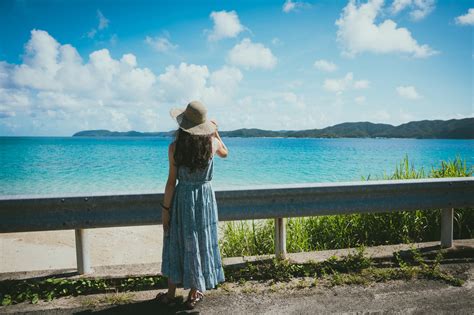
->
[0,223,227,273]
[0,226,164,273]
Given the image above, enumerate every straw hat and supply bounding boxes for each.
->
[170,101,216,135]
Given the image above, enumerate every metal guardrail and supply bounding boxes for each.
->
[1,177,473,274]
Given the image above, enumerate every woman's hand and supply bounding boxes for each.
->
[162,208,170,233]
[210,120,220,138]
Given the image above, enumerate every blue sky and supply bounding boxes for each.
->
[0,0,472,136]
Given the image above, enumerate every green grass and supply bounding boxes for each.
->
[223,247,465,287]
[1,247,465,306]
[219,155,474,258]
[0,276,168,306]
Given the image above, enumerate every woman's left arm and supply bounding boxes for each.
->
[162,142,178,233]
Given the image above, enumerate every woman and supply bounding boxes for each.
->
[157,100,228,309]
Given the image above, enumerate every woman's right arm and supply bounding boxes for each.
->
[214,130,228,158]
[162,142,177,233]
[211,121,228,158]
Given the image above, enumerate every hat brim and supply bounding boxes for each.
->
[169,108,216,136]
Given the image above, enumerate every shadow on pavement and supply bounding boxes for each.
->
[75,299,199,315]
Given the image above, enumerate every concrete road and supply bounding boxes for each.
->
[3,276,473,314]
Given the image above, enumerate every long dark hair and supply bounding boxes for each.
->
[173,128,212,172]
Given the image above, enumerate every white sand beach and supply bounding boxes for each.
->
[0,226,164,273]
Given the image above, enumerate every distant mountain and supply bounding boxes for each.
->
[73,118,474,139]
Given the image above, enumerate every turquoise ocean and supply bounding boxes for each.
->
[1,137,473,196]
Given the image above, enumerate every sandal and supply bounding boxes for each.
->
[185,291,204,310]
[155,292,183,306]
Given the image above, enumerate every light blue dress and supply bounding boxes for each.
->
[161,144,225,293]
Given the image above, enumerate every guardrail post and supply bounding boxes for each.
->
[274,218,287,259]
[440,208,453,248]
[75,229,92,274]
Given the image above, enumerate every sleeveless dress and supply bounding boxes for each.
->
[161,138,225,293]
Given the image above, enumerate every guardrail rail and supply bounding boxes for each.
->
[1,177,473,274]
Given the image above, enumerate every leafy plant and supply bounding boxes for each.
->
[220,155,474,257]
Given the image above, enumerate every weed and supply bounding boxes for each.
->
[220,156,473,257]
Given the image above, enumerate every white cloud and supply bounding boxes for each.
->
[9,30,158,100]
[109,109,131,130]
[391,0,435,21]
[87,10,109,38]
[207,10,245,41]
[282,0,310,13]
[228,38,277,70]
[396,85,421,99]
[336,0,438,58]
[355,96,366,104]
[97,10,109,30]
[455,8,474,25]
[158,63,243,106]
[0,30,246,134]
[158,63,210,103]
[145,36,178,52]
[141,109,160,131]
[0,88,31,113]
[354,80,370,89]
[0,30,246,135]
[209,66,243,96]
[121,53,137,67]
[232,91,325,130]
[323,72,370,94]
[391,0,411,13]
[272,37,282,45]
[314,59,338,72]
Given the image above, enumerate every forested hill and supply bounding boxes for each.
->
[73,118,474,139]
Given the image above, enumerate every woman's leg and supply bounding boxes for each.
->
[167,278,177,298]
[156,278,179,304]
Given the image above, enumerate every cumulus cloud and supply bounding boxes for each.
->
[0,88,30,117]
[336,0,438,58]
[145,36,178,52]
[323,72,370,94]
[207,10,245,41]
[0,30,244,135]
[396,85,421,99]
[228,38,277,70]
[158,63,210,103]
[391,0,435,21]
[455,8,474,25]
[282,0,310,13]
[314,59,338,72]
[158,63,242,106]
[8,29,154,100]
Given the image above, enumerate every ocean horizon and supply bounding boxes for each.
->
[1,136,472,197]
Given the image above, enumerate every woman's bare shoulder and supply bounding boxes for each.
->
[169,141,176,154]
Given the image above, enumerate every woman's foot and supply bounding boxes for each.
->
[155,292,182,306]
[185,290,204,310]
